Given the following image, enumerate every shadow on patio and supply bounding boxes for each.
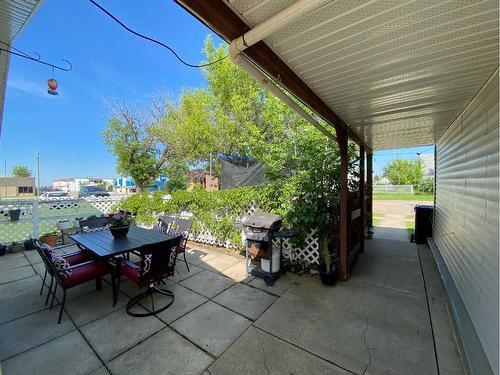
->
[0,229,466,375]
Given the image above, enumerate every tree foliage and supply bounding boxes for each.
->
[102,98,170,191]
[383,159,424,185]
[116,36,360,249]
[12,165,31,177]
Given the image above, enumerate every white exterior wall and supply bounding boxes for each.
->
[434,71,499,374]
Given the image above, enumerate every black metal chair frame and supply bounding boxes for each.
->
[157,215,175,233]
[34,240,112,324]
[31,238,83,303]
[171,218,192,272]
[116,236,181,317]
[79,217,109,232]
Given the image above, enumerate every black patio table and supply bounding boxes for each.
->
[69,225,177,258]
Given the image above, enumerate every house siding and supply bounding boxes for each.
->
[435,70,499,375]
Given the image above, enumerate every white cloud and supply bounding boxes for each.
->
[7,76,50,98]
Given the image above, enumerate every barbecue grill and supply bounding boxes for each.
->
[243,212,282,285]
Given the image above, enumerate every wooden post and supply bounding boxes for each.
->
[359,145,365,252]
[338,129,349,281]
[367,151,373,230]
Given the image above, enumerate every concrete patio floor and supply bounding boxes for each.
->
[0,228,467,375]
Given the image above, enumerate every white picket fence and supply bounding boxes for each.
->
[0,196,126,243]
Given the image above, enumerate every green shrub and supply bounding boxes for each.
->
[415,177,434,195]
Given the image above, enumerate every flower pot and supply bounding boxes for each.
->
[57,220,73,230]
[319,251,338,285]
[9,209,21,222]
[110,226,129,238]
[40,235,59,247]
[24,239,35,251]
[9,244,24,253]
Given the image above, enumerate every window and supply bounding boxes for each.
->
[18,186,33,194]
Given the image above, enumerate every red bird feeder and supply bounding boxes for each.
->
[47,78,59,95]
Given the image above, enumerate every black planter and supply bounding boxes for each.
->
[319,270,338,285]
[319,256,339,285]
[110,226,129,238]
[24,239,35,251]
[9,209,21,222]
[0,245,6,256]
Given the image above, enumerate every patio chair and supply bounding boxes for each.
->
[79,217,109,232]
[170,218,192,272]
[32,239,96,304]
[33,239,112,324]
[116,236,182,317]
[153,215,175,233]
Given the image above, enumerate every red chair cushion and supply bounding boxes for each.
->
[63,260,110,288]
[63,251,94,265]
[120,261,141,285]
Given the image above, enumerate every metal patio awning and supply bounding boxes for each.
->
[0,0,43,136]
[176,0,499,150]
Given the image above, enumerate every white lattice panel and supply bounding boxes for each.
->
[84,196,126,214]
[0,197,125,244]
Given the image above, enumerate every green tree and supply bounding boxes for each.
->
[12,165,31,177]
[103,99,170,191]
[383,159,424,185]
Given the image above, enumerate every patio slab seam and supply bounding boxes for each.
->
[0,324,78,362]
[357,279,424,299]
[63,302,111,374]
[252,325,358,375]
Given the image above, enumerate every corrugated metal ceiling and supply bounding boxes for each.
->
[225,0,499,150]
[0,0,42,135]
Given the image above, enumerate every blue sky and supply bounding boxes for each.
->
[0,0,434,186]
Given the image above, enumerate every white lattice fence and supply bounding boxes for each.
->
[0,196,126,243]
[84,196,126,214]
[180,203,320,264]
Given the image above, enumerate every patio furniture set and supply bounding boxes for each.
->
[32,215,193,324]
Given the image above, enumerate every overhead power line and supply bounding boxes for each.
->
[89,0,228,68]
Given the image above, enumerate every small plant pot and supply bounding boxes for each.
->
[9,244,24,253]
[40,235,59,247]
[57,220,72,230]
[319,253,338,285]
[24,239,35,251]
[110,226,129,238]
[0,245,7,256]
[9,209,21,222]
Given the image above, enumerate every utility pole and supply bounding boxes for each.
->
[3,159,6,197]
[35,152,40,195]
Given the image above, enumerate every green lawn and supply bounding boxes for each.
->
[373,192,433,201]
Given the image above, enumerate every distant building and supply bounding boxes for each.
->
[0,177,36,198]
[114,177,136,194]
[187,169,219,191]
[419,154,435,177]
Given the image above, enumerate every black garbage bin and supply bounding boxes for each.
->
[414,205,433,244]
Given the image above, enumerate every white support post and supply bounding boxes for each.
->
[32,200,39,238]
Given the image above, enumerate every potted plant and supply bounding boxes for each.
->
[24,239,35,251]
[9,209,21,221]
[9,241,24,253]
[57,220,73,230]
[108,211,131,238]
[39,231,59,247]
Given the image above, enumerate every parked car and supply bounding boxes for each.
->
[78,186,110,198]
[39,191,71,201]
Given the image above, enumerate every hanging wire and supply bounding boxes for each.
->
[88,0,228,68]
[0,41,72,72]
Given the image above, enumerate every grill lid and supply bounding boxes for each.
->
[244,212,282,230]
